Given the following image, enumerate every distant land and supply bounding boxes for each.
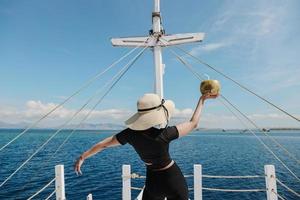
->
[0,121,299,131]
[0,121,125,130]
[195,127,300,131]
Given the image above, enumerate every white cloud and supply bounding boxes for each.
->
[244,6,287,37]
[202,43,228,51]
[209,1,286,37]
[173,108,193,118]
[23,100,75,119]
[190,1,299,98]
[0,100,299,129]
[0,100,131,127]
[189,42,230,55]
[242,64,300,94]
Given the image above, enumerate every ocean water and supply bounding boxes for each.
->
[0,129,299,200]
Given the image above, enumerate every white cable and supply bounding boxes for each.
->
[45,190,56,200]
[0,46,148,188]
[177,46,300,166]
[202,175,263,179]
[131,173,262,179]
[276,178,300,197]
[222,94,300,166]
[220,96,300,182]
[163,37,300,123]
[21,49,143,191]
[0,46,141,152]
[131,186,144,191]
[27,178,55,200]
[21,41,150,194]
[271,190,287,200]
[123,173,146,179]
[202,187,266,192]
[165,46,300,183]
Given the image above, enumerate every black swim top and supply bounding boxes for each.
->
[115,126,179,170]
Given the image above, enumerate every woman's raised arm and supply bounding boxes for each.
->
[74,135,120,175]
[176,94,218,137]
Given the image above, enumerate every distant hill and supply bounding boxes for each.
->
[0,121,125,130]
[1,120,299,131]
[0,121,29,129]
[63,123,125,130]
[269,128,300,131]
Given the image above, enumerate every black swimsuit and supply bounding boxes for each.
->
[115,126,189,200]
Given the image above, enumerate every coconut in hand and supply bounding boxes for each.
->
[200,80,221,95]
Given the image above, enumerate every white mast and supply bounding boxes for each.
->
[152,0,164,97]
[111,0,205,98]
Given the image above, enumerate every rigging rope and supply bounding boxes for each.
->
[166,47,300,182]
[0,46,141,153]
[221,95,300,165]
[159,37,300,123]
[45,190,55,200]
[130,172,262,179]
[219,97,300,182]
[21,47,147,194]
[276,178,300,197]
[201,175,263,179]
[0,46,148,189]
[131,186,144,191]
[27,178,55,200]
[128,172,299,196]
[272,190,287,200]
[166,46,299,162]
[220,96,300,182]
[202,187,266,192]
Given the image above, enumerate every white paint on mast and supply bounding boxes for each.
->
[152,0,164,98]
[153,0,161,32]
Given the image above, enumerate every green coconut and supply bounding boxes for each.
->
[200,80,221,95]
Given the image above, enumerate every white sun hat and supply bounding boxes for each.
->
[125,93,175,130]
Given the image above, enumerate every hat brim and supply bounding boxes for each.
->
[125,100,175,130]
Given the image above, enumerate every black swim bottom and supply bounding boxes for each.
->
[142,162,189,200]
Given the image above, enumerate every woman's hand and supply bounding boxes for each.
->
[74,155,84,175]
[73,136,120,176]
[201,93,219,101]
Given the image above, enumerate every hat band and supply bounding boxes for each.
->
[138,99,165,112]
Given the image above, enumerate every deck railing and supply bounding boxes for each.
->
[122,164,280,200]
[27,165,93,200]
[27,164,299,199]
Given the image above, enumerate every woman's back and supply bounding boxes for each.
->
[116,126,179,170]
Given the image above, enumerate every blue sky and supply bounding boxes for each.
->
[0,0,299,128]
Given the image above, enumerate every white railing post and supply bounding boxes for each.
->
[265,165,278,200]
[122,165,131,200]
[55,165,66,200]
[194,164,203,200]
[86,193,93,200]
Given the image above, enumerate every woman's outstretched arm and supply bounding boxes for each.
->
[176,94,218,137]
[74,135,120,175]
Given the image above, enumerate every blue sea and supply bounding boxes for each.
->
[0,129,299,200]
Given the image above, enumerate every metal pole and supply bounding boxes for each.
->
[122,165,131,200]
[194,164,203,200]
[55,165,66,200]
[153,0,161,32]
[265,165,278,200]
[152,0,164,98]
[153,47,164,98]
